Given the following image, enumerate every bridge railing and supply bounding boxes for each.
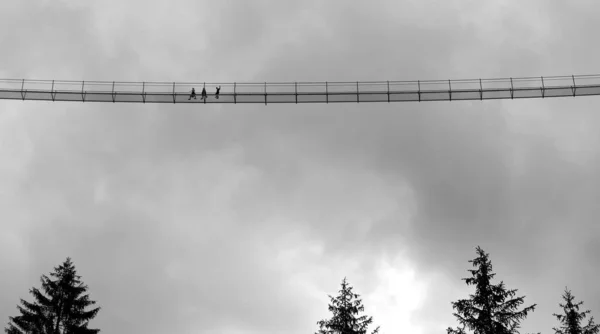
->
[1,74,600,103]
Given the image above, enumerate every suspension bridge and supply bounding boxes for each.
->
[1,74,600,104]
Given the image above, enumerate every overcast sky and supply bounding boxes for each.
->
[1,1,600,334]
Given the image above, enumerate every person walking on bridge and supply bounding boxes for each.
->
[188,88,197,100]
[201,87,207,100]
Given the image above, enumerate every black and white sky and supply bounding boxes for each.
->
[1,1,599,334]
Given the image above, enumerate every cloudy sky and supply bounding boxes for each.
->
[1,0,600,333]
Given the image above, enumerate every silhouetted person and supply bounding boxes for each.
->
[188,88,197,100]
[201,87,207,100]
[215,86,221,99]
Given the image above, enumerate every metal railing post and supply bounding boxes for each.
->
[510,78,514,99]
[51,80,55,102]
[387,81,390,103]
[295,82,297,104]
[449,80,452,101]
[479,79,483,101]
[326,82,328,104]
[21,79,26,100]
[172,82,176,103]
[142,82,146,103]
[112,81,116,103]
[541,76,545,98]
[234,83,237,104]
[356,81,359,103]
[264,82,267,105]
[81,81,86,102]
[572,75,577,97]
[418,80,421,102]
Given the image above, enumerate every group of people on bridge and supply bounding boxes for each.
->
[189,86,221,100]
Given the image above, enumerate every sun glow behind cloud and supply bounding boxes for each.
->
[367,256,427,334]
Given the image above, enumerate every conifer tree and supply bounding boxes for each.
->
[5,257,101,334]
[447,246,538,334]
[552,287,599,334]
[316,277,380,334]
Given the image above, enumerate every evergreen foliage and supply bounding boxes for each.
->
[316,277,380,334]
[552,287,599,334]
[447,246,538,334]
[5,257,101,334]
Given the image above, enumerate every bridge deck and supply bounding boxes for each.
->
[1,75,599,104]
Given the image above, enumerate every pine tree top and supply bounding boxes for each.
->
[552,287,599,334]
[447,246,537,334]
[5,257,101,334]
[316,277,380,334]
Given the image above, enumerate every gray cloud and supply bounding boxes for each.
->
[1,1,600,334]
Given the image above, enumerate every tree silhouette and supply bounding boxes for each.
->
[447,246,538,334]
[552,287,599,334]
[316,277,380,334]
[5,257,101,334]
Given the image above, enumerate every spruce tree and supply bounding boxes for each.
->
[315,277,380,334]
[552,287,599,334]
[447,246,538,334]
[5,257,101,334]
